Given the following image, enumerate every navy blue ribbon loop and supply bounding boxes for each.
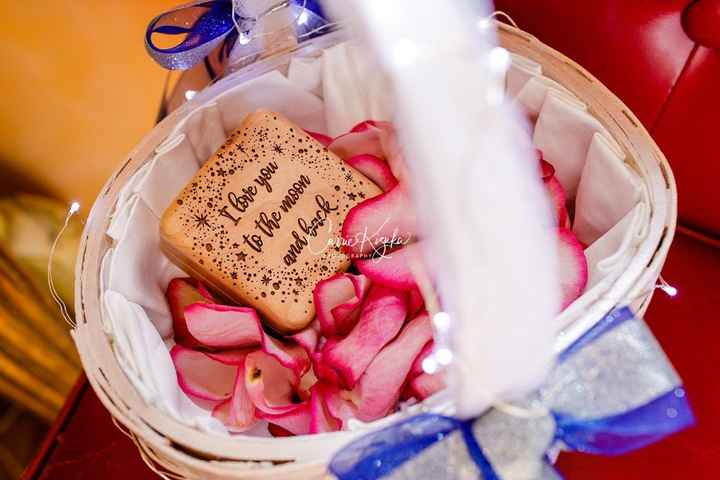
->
[145,1,236,70]
[554,387,693,455]
[145,0,330,70]
[329,414,499,480]
[329,307,695,479]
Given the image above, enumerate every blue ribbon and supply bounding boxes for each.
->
[145,0,330,70]
[329,307,695,479]
[329,415,499,480]
[554,387,692,456]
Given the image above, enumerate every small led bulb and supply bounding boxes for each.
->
[297,9,309,26]
[422,356,438,374]
[432,311,451,331]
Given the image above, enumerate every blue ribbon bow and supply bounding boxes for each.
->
[329,307,694,479]
[145,0,329,70]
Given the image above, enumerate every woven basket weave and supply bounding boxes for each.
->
[72,22,676,479]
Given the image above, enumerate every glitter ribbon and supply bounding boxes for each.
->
[145,0,329,70]
[329,307,694,479]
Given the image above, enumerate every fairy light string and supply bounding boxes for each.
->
[47,201,80,328]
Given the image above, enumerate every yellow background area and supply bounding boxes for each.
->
[0,1,179,208]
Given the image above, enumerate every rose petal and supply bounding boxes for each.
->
[558,227,588,309]
[409,340,434,379]
[171,345,238,402]
[205,348,254,365]
[314,381,359,430]
[298,368,318,401]
[350,120,379,133]
[407,287,425,317]
[245,350,303,416]
[183,303,310,376]
[328,129,385,160]
[331,274,371,335]
[262,335,310,378]
[537,149,555,180]
[314,273,370,337]
[546,177,570,228]
[292,326,319,357]
[356,242,424,290]
[184,303,262,349]
[166,278,216,347]
[304,130,333,147]
[345,154,398,192]
[355,313,433,421]
[409,371,447,400]
[341,184,417,257]
[212,363,258,432]
[259,402,311,435]
[268,424,296,437]
[313,337,342,384]
[324,286,408,388]
[309,383,340,433]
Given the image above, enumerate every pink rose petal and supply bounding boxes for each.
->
[331,274,371,335]
[184,303,262,349]
[304,130,333,147]
[356,242,423,290]
[166,278,216,348]
[309,384,340,433]
[557,227,588,309]
[328,129,384,160]
[341,184,417,257]
[212,362,258,432]
[245,350,304,416]
[171,345,238,402]
[205,348,253,365]
[407,287,425,317]
[323,286,408,388]
[183,303,310,376]
[262,335,310,378]
[355,313,433,421]
[314,273,370,337]
[350,120,379,133]
[259,402,311,436]
[345,154,398,192]
[546,177,570,228]
[409,340,434,379]
[291,327,319,357]
[314,381,359,430]
[410,371,447,401]
[313,337,342,384]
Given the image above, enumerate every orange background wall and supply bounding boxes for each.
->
[0,1,179,208]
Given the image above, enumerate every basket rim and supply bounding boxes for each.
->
[72,21,677,473]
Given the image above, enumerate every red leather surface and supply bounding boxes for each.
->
[556,231,720,478]
[683,0,720,49]
[22,380,152,480]
[495,0,720,235]
[24,231,720,479]
[652,47,720,235]
[493,0,696,127]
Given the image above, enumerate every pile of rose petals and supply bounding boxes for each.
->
[167,275,436,435]
[167,121,588,436]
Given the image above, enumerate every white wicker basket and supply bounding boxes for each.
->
[72,22,676,479]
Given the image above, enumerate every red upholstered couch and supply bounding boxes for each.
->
[492,0,720,477]
[24,1,720,478]
[496,0,720,237]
